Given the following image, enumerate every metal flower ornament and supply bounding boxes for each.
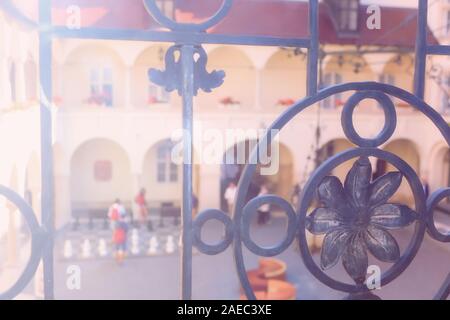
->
[306,156,418,283]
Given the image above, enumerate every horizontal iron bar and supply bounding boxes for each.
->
[427,45,450,56]
[49,27,311,48]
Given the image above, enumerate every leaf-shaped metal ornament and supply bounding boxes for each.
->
[364,226,400,262]
[369,172,403,207]
[193,47,225,95]
[307,208,343,234]
[370,204,417,229]
[149,46,182,94]
[321,229,351,270]
[344,156,372,208]
[342,234,368,283]
[317,176,349,214]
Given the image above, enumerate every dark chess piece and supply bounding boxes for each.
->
[88,217,94,230]
[147,219,154,232]
[72,218,80,231]
[103,218,109,230]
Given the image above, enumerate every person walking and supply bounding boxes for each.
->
[108,199,129,264]
[192,193,199,218]
[135,188,149,228]
[422,176,430,199]
[291,183,301,208]
[224,181,237,214]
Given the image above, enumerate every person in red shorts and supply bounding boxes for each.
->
[135,188,148,227]
[108,199,129,264]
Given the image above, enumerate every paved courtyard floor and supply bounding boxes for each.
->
[51,212,450,300]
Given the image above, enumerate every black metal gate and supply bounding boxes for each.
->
[0,0,449,300]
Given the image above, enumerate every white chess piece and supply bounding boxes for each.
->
[165,235,175,254]
[81,238,91,259]
[131,228,140,255]
[98,238,108,257]
[147,235,158,255]
[63,239,73,259]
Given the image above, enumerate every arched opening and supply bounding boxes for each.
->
[0,166,31,288]
[430,146,450,192]
[132,45,173,108]
[219,140,294,212]
[380,54,414,92]
[317,139,355,181]
[70,139,132,219]
[199,46,255,110]
[142,139,200,204]
[63,45,125,108]
[141,139,200,221]
[53,143,71,228]
[262,49,307,109]
[9,61,16,103]
[378,139,420,204]
[322,55,374,109]
[4,166,20,267]
[380,55,414,108]
[24,151,41,220]
[24,58,37,101]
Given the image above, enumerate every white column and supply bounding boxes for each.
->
[131,173,142,220]
[255,68,262,110]
[1,57,11,107]
[15,60,26,103]
[124,65,132,109]
[54,174,72,229]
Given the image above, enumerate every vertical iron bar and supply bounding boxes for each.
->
[413,0,428,100]
[180,45,194,300]
[39,0,54,299]
[307,0,319,96]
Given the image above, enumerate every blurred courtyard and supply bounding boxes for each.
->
[0,0,450,301]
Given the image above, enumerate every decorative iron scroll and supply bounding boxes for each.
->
[149,45,225,96]
[194,83,450,300]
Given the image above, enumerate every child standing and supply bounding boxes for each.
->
[108,199,129,264]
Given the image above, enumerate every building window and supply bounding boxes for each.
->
[326,0,359,33]
[148,83,171,104]
[156,0,174,19]
[379,74,396,107]
[94,160,112,182]
[321,72,343,109]
[340,0,359,32]
[379,74,395,86]
[25,60,37,101]
[157,141,178,183]
[89,67,113,107]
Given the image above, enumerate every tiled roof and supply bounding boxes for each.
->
[6,0,438,47]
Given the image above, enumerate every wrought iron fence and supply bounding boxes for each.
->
[0,0,449,300]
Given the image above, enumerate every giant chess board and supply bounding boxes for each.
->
[56,218,183,261]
